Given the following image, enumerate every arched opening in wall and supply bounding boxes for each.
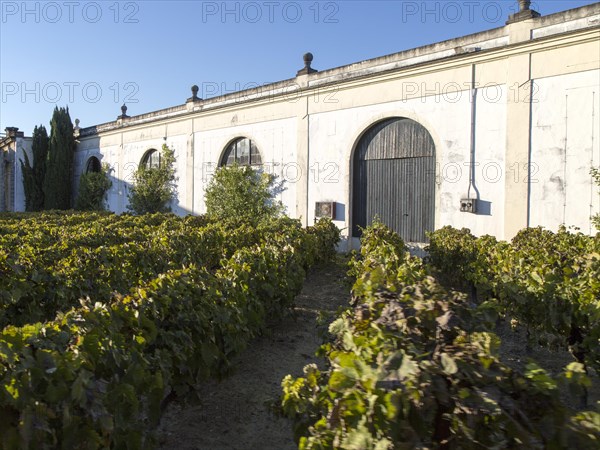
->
[220,137,262,167]
[85,156,101,174]
[140,149,161,170]
[352,117,436,242]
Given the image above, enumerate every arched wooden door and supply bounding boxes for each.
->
[352,118,436,242]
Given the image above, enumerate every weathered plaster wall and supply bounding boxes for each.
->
[191,117,298,216]
[13,138,32,212]
[1,136,32,212]
[530,69,600,234]
[69,3,600,243]
[307,83,507,248]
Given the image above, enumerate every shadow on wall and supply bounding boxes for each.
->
[476,199,492,216]
[73,154,188,215]
[334,202,345,221]
[104,167,188,215]
[75,153,299,218]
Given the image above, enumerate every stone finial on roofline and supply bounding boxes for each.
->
[73,119,81,138]
[187,85,201,103]
[297,52,317,76]
[507,0,540,24]
[118,104,129,119]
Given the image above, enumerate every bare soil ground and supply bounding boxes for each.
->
[157,258,350,450]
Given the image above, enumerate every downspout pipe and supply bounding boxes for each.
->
[467,63,479,201]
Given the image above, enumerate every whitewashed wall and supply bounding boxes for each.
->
[75,133,189,214]
[70,5,600,243]
[73,72,600,240]
[530,69,600,234]
[192,117,298,217]
[307,84,507,244]
[13,138,32,212]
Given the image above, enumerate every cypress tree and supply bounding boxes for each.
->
[20,125,49,211]
[44,106,75,210]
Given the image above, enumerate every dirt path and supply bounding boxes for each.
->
[157,258,350,450]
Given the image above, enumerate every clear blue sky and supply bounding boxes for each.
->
[1,0,596,135]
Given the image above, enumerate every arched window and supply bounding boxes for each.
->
[140,149,161,169]
[220,138,262,166]
[85,156,101,173]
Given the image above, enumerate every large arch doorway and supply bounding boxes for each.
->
[352,117,436,242]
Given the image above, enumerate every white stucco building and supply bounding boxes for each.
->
[2,2,599,250]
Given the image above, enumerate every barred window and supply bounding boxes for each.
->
[220,138,262,166]
[140,149,161,169]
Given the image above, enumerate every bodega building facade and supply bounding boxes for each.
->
[2,2,599,250]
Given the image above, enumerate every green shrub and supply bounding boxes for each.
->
[307,218,341,262]
[0,213,338,448]
[204,164,284,226]
[282,222,600,449]
[592,167,600,231]
[427,225,600,372]
[75,163,112,211]
[127,144,177,214]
